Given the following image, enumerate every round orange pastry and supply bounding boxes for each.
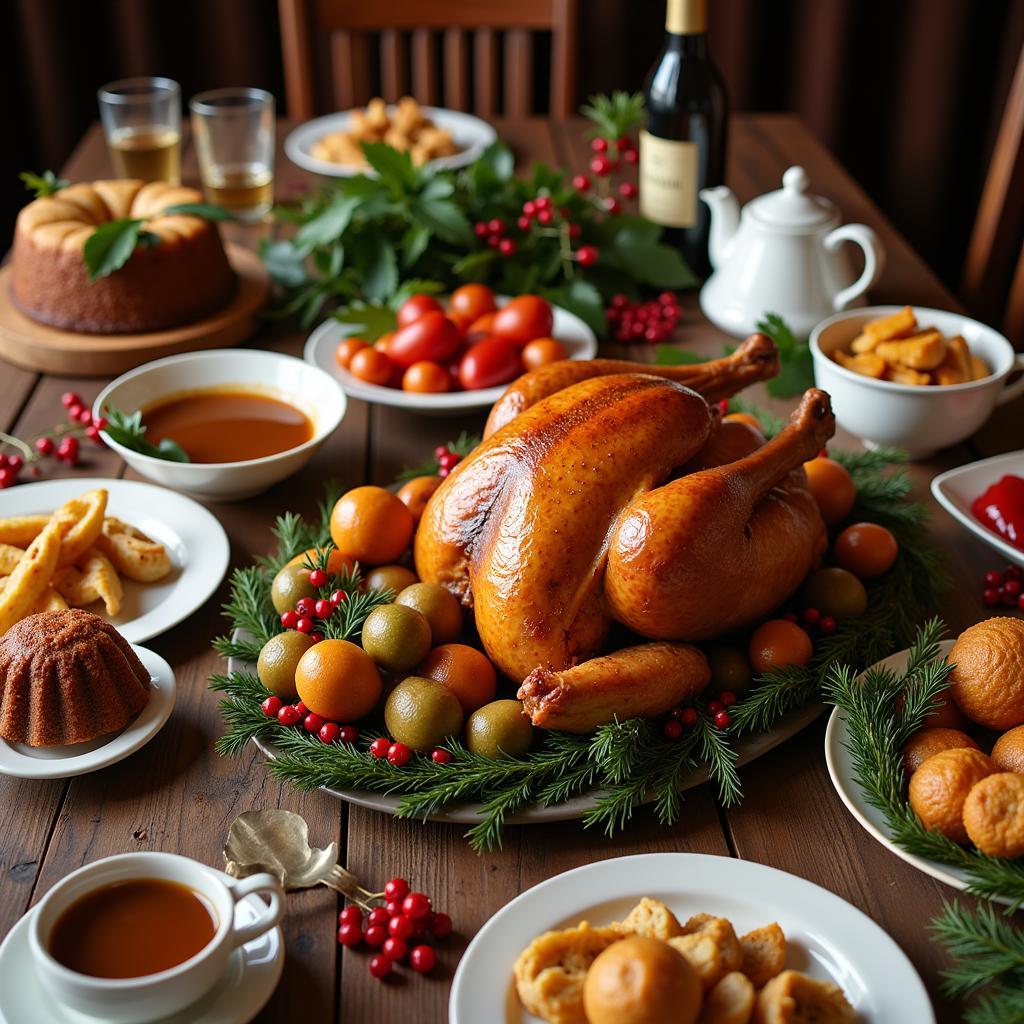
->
[902,727,979,777]
[962,772,1024,858]
[330,486,415,566]
[948,617,1024,729]
[908,747,995,844]
[582,936,701,1024]
[991,725,1024,774]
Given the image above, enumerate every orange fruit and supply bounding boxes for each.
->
[948,617,1024,729]
[349,347,394,386]
[374,330,395,354]
[748,620,813,675]
[723,411,762,430]
[336,336,369,368]
[330,486,415,566]
[521,338,568,371]
[907,747,995,844]
[295,639,382,722]
[962,772,1024,858]
[902,727,979,777]
[287,546,353,577]
[802,457,856,526]
[418,643,498,715]
[402,361,450,393]
[396,475,441,523]
[991,725,1024,774]
[363,564,418,594]
[833,522,898,579]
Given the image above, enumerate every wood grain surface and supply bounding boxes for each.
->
[0,115,1021,1024]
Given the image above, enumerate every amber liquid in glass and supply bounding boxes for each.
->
[203,164,273,218]
[108,127,182,183]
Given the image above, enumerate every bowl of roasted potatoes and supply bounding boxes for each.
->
[285,97,497,178]
[810,305,1024,458]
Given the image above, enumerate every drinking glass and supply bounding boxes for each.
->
[190,88,275,221]
[98,77,182,184]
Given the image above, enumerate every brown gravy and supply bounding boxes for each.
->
[143,387,314,463]
[48,878,217,979]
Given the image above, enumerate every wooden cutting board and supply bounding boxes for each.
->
[0,244,270,377]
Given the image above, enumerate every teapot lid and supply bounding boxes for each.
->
[748,166,836,228]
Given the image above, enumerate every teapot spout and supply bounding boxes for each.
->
[699,185,739,269]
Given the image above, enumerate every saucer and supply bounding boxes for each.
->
[0,872,284,1024]
[0,646,175,780]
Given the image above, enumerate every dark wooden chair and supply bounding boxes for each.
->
[278,0,579,120]
[961,41,1024,349]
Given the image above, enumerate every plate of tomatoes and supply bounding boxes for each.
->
[304,286,598,414]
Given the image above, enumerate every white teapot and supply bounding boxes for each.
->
[698,166,884,339]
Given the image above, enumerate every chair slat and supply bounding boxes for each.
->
[551,0,578,117]
[331,31,372,109]
[504,29,533,118]
[474,28,498,117]
[412,28,438,106]
[444,28,469,111]
[278,0,315,119]
[380,29,408,102]
[1004,242,1024,349]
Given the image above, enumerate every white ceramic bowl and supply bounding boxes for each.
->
[810,305,1024,458]
[95,349,346,501]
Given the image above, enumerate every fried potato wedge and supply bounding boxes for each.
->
[875,330,946,370]
[29,586,69,614]
[669,933,727,992]
[0,544,25,575]
[700,971,756,1024]
[52,548,123,616]
[619,897,684,941]
[884,363,932,386]
[54,488,108,568]
[753,970,854,1024]
[933,335,972,385]
[970,354,990,380]
[95,517,171,582]
[0,515,49,547]
[683,913,743,974]
[740,923,787,987]
[833,349,887,378]
[863,305,916,341]
[0,516,63,634]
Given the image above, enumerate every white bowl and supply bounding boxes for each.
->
[810,305,1024,458]
[94,349,346,500]
[285,106,497,178]
[304,299,598,416]
[931,449,1024,567]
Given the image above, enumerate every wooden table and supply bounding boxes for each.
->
[1,116,1021,1023]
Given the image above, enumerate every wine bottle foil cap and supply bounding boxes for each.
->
[666,0,708,34]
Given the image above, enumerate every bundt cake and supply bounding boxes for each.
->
[0,609,151,747]
[10,180,236,333]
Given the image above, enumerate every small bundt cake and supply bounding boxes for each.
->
[11,180,236,333]
[0,609,151,747]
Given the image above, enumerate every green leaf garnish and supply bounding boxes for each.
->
[20,170,68,198]
[756,312,815,398]
[83,219,149,282]
[101,406,190,462]
[162,202,238,221]
[653,345,704,365]
[581,90,646,140]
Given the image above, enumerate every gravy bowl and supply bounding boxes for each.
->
[810,306,1024,458]
[95,349,346,500]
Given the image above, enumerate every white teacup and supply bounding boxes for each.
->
[29,852,284,1023]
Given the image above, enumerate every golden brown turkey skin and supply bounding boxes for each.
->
[483,332,779,437]
[604,389,834,641]
[414,374,715,680]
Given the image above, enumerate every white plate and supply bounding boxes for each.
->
[0,478,230,642]
[449,852,933,1024]
[824,639,1005,900]
[0,870,283,1024]
[0,645,174,780]
[304,300,598,415]
[932,449,1024,568]
[285,105,497,178]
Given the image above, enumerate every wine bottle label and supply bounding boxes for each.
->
[639,131,699,228]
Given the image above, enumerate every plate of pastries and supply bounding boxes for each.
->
[450,853,934,1023]
[286,97,497,177]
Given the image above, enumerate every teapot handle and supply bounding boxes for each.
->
[825,224,885,311]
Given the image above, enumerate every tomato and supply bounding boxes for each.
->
[466,311,497,340]
[396,294,443,327]
[521,337,568,370]
[374,330,395,354]
[492,295,554,346]
[389,312,461,368]
[458,337,523,390]
[336,336,369,368]
[349,347,394,386]
[402,361,451,393]
[450,284,496,327]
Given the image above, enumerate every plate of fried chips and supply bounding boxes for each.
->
[0,479,229,642]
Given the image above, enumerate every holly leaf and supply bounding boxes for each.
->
[390,279,445,307]
[163,202,237,221]
[757,312,815,397]
[294,193,360,252]
[451,249,498,280]
[544,278,606,337]
[83,218,150,281]
[361,142,419,194]
[331,301,396,341]
[412,194,473,245]
[610,223,696,288]
[466,143,515,193]
[101,406,190,462]
[261,238,310,288]
[400,222,433,268]
[653,345,704,365]
[353,235,398,301]
[20,169,68,198]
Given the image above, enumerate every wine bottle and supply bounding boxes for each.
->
[640,0,728,279]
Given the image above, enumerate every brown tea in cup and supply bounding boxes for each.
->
[48,878,217,978]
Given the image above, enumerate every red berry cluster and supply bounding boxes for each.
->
[512,194,598,266]
[0,390,107,487]
[434,445,464,479]
[260,695,359,746]
[473,217,517,256]
[368,736,452,767]
[981,565,1024,610]
[605,292,681,344]
[664,691,737,738]
[338,877,451,980]
[782,606,838,636]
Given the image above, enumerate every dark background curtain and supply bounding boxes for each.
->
[4,0,1022,292]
